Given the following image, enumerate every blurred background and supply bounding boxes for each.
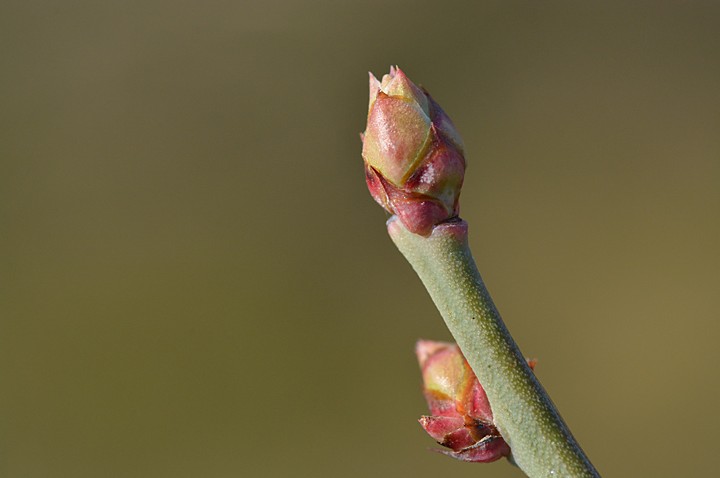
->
[2,1,719,477]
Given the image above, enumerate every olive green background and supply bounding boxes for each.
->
[2,1,719,477]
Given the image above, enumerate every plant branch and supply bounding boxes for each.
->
[387,217,599,478]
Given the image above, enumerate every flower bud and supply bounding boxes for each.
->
[416,341,537,463]
[416,340,508,462]
[362,67,465,236]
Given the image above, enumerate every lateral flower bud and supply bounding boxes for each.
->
[362,67,465,236]
[416,340,537,463]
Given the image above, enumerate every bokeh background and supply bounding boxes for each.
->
[2,1,719,477]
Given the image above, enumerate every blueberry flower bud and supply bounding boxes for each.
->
[416,341,538,463]
[362,67,465,236]
[416,340,510,462]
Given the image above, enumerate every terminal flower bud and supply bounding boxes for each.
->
[362,67,465,236]
[416,341,537,463]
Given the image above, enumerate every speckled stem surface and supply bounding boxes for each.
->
[388,217,599,478]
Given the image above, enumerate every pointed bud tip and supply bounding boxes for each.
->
[368,73,381,111]
[415,340,452,367]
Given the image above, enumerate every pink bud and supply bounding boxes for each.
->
[362,67,465,236]
[416,340,536,463]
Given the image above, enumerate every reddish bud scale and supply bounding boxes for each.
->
[416,340,537,463]
[362,67,465,236]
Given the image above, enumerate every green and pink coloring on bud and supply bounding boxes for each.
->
[362,67,466,236]
[416,340,537,463]
[416,340,509,462]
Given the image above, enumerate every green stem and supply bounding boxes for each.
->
[388,217,599,478]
